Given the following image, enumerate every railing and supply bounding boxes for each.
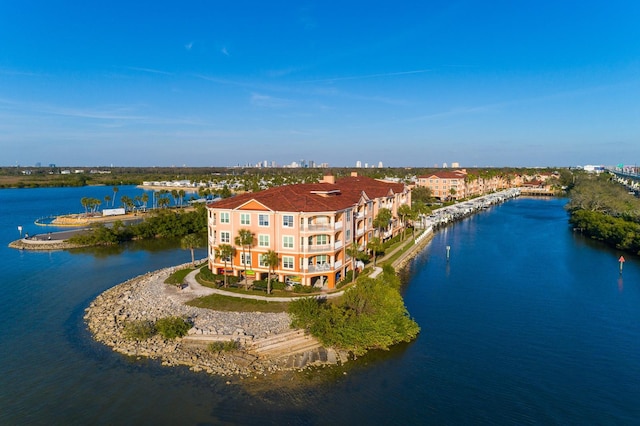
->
[334,221,343,230]
[307,263,332,272]
[303,224,332,232]
[334,240,343,250]
[334,260,342,269]
[357,228,365,236]
[306,244,332,253]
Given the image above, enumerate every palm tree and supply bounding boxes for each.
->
[80,197,90,216]
[397,204,413,240]
[345,241,366,283]
[104,195,111,208]
[235,229,255,290]
[112,186,119,207]
[141,192,149,211]
[181,233,204,267]
[263,250,279,294]
[178,189,186,207]
[120,195,134,212]
[367,236,383,267]
[215,244,235,288]
[373,208,392,240]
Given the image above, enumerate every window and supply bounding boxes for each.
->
[316,234,328,245]
[282,256,294,269]
[346,210,351,223]
[283,235,294,249]
[241,253,251,266]
[283,215,294,227]
[259,254,269,267]
[220,231,230,243]
[259,214,269,227]
[240,213,250,225]
[220,212,230,223]
[258,235,270,247]
[315,254,328,265]
[346,229,351,240]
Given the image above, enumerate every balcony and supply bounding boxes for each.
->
[357,228,365,237]
[303,224,332,232]
[308,263,332,273]
[334,221,343,230]
[334,240,343,250]
[307,244,332,253]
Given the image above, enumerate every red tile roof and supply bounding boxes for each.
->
[208,176,405,212]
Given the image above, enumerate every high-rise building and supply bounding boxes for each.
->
[356,160,362,168]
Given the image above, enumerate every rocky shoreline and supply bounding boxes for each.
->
[84,264,346,377]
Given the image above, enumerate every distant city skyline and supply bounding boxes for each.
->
[1,1,639,167]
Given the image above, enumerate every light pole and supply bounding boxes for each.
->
[18,225,23,238]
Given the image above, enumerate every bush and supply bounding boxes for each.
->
[122,319,156,340]
[289,276,420,356]
[293,284,316,294]
[208,340,240,352]
[155,316,191,339]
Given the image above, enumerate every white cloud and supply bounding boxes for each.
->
[221,46,229,56]
[250,93,292,108]
[185,41,194,51]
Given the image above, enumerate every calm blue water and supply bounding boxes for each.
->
[1,189,639,425]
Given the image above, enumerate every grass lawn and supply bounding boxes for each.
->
[186,294,289,313]
[164,267,194,285]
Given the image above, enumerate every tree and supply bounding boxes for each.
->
[234,229,255,290]
[373,208,392,240]
[412,186,433,204]
[345,241,367,283]
[181,233,204,267]
[367,236,384,267]
[120,195,134,212]
[397,204,414,240]
[112,186,119,207]
[263,249,279,294]
[215,244,236,288]
[104,195,111,208]
[141,192,149,210]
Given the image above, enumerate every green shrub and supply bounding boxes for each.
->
[198,265,217,281]
[271,280,286,290]
[122,319,156,340]
[208,340,240,352]
[293,284,316,294]
[289,276,420,356]
[155,316,191,339]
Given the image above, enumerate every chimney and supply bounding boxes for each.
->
[322,173,335,184]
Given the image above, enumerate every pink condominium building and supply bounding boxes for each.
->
[206,173,411,289]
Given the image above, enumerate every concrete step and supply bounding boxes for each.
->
[250,332,323,359]
[248,329,306,351]
[250,334,312,355]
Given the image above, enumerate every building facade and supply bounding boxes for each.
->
[206,173,410,289]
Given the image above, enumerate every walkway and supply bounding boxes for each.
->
[175,269,346,303]
[175,229,430,304]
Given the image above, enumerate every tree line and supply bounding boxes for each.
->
[566,172,640,255]
[68,205,207,246]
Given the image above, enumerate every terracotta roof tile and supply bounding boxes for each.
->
[208,176,405,212]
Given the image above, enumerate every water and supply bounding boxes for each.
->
[0,189,639,425]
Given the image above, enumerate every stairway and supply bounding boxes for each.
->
[247,329,323,359]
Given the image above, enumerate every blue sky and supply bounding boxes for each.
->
[1,1,639,168]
